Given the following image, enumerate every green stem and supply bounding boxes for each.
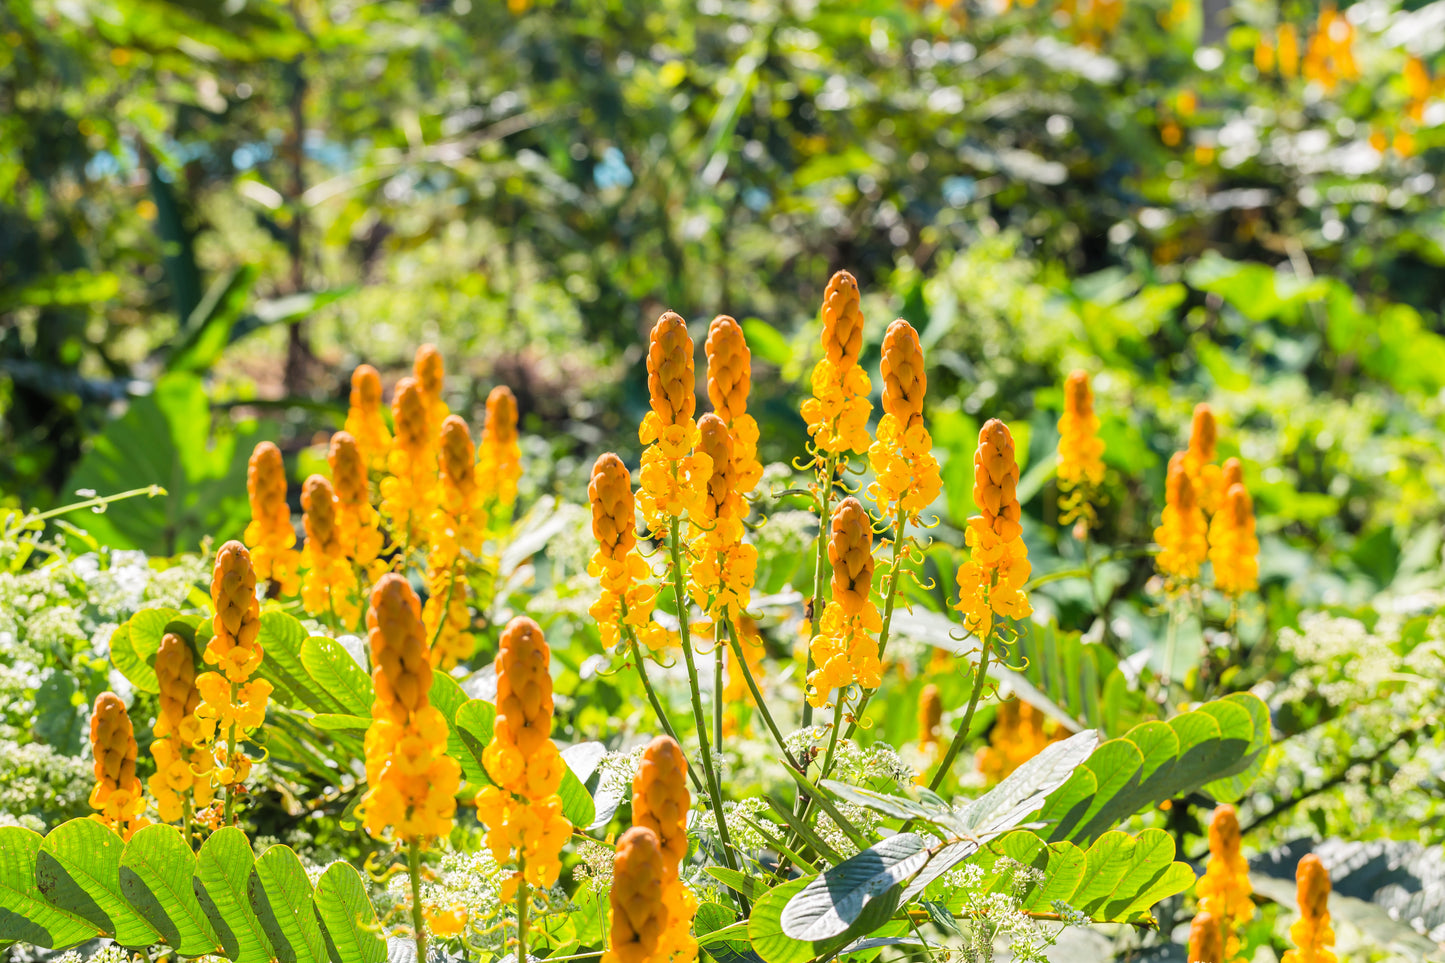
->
[182,796,193,852]
[667,520,741,882]
[804,452,839,730]
[27,485,166,524]
[840,506,907,744]
[621,619,705,795]
[927,634,994,792]
[723,620,803,773]
[515,859,529,963]
[712,622,724,760]
[408,839,427,963]
[221,679,240,825]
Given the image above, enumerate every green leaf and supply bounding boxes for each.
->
[257,612,340,712]
[559,757,596,831]
[0,827,99,949]
[118,824,223,956]
[453,698,496,788]
[429,671,470,771]
[309,714,372,733]
[195,828,273,963]
[112,608,198,695]
[741,318,792,366]
[249,846,327,963]
[313,862,385,963]
[301,637,373,716]
[1039,694,1271,845]
[35,818,160,948]
[779,834,928,941]
[167,264,261,373]
[749,876,907,963]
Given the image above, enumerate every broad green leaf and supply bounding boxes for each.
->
[301,637,373,716]
[429,671,470,771]
[0,827,99,949]
[112,608,197,694]
[258,612,340,712]
[559,758,596,831]
[36,818,159,948]
[249,846,326,963]
[313,862,385,963]
[168,264,261,373]
[309,714,371,732]
[951,730,1101,837]
[779,834,928,941]
[1039,694,1270,845]
[749,876,907,963]
[195,828,273,963]
[118,824,222,957]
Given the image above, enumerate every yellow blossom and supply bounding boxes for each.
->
[89,692,150,841]
[148,633,216,824]
[868,319,942,524]
[588,453,662,651]
[1282,854,1336,963]
[243,441,300,596]
[637,312,711,531]
[1056,370,1106,533]
[954,419,1032,640]
[328,430,385,578]
[1196,805,1254,962]
[800,271,872,459]
[301,474,361,628]
[479,385,523,516]
[1156,452,1208,587]
[632,736,698,963]
[604,827,669,963]
[807,496,882,707]
[344,364,391,472]
[1210,481,1259,598]
[380,377,437,550]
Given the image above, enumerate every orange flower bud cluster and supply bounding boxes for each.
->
[424,562,474,671]
[723,616,766,736]
[381,377,438,549]
[632,736,698,963]
[361,574,461,841]
[148,633,216,823]
[1056,370,1106,532]
[1283,854,1336,963]
[195,541,272,791]
[301,474,361,628]
[688,414,758,622]
[1302,7,1359,92]
[868,319,942,524]
[344,364,391,472]
[638,313,712,530]
[1209,474,1259,598]
[476,617,572,891]
[704,316,762,495]
[800,271,872,458]
[328,431,385,577]
[244,441,301,596]
[604,827,669,963]
[1155,452,1208,587]
[588,454,662,651]
[807,497,882,707]
[89,692,150,840]
[1185,404,1224,515]
[1196,805,1255,962]
[954,420,1032,639]
[917,684,942,753]
[479,386,523,514]
[1187,910,1223,963]
[425,416,484,669]
[414,344,451,443]
[974,698,1067,782]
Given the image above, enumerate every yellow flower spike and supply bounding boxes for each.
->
[475,617,572,890]
[868,319,942,524]
[301,474,360,628]
[361,573,461,842]
[148,633,216,824]
[328,431,385,577]
[381,377,437,550]
[479,386,523,514]
[1278,23,1300,78]
[414,343,450,441]
[345,364,391,472]
[801,271,872,459]
[1283,854,1336,963]
[806,496,882,707]
[704,315,762,495]
[1056,370,1106,535]
[89,692,150,841]
[1210,482,1259,599]
[244,441,301,597]
[603,826,669,963]
[688,413,757,622]
[195,541,271,819]
[1187,910,1224,963]
[638,313,710,531]
[632,735,698,963]
[424,415,482,670]
[1155,452,1208,588]
[1196,805,1255,962]
[1186,404,1224,514]
[954,419,1032,640]
[975,699,1067,782]
[917,684,942,752]
[588,453,658,651]
[1221,456,1243,493]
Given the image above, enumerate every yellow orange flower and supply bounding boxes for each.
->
[414,344,450,442]
[1210,482,1259,598]
[425,416,483,669]
[344,364,391,472]
[243,441,300,596]
[975,698,1068,782]
[632,736,698,963]
[917,684,942,753]
[688,413,757,622]
[301,474,361,628]
[361,573,461,841]
[1283,854,1336,963]
[1302,7,1358,91]
[479,386,523,515]
[1185,404,1224,515]
[807,497,882,707]
[1278,23,1300,78]
[868,319,941,524]
[588,453,661,651]
[604,827,669,963]
[328,430,385,577]
[1057,370,1106,533]
[954,420,1032,639]
[148,633,216,824]
[638,313,711,530]
[801,271,872,458]
[1196,805,1255,962]
[1188,910,1223,963]
[380,377,437,549]
[704,315,762,495]
[89,692,150,841]
[475,617,572,890]
[1155,452,1208,587]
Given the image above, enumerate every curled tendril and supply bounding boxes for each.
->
[918,512,943,531]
